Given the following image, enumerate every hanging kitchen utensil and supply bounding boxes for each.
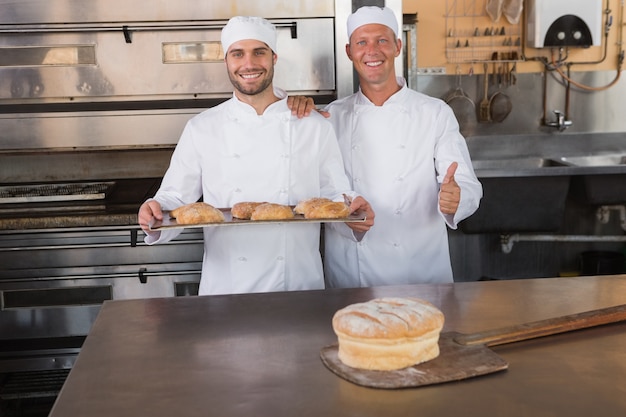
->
[510,60,518,85]
[443,68,476,137]
[486,0,504,22]
[320,303,626,389]
[489,54,513,122]
[489,89,512,122]
[502,0,523,24]
[478,63,491,122]
[491,51,498,85]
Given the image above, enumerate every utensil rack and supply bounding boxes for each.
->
[445,0,523,63]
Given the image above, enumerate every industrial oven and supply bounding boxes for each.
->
[0,0,405,412]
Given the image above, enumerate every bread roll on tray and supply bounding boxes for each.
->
[231,201,267,220]
[169,202,225,224]
[294,197,332,215]
[250,203,294,221]
[295,197,350,219]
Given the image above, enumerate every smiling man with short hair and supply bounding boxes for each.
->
[138,16,374,295]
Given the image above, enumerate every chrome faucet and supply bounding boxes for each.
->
[546,110,573,131]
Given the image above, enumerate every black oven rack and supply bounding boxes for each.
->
[0,182,114,204]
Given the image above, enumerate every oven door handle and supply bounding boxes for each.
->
[138,267,148,284]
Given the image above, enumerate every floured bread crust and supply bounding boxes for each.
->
[231,202,267,220]
[295,198,350,219]
[294,197,332,215]
[250,203,295,221]
[170,202,225,224]
[332,297,445,370]
[305,201,350,219]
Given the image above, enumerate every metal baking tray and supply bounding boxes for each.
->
[149,208,366,230]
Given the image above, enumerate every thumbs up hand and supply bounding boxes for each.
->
[439,162,461,215]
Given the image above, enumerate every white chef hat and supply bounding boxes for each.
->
[347,6,399,39]
[221,16,277,54]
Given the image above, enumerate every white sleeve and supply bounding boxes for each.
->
[143,120,204,244]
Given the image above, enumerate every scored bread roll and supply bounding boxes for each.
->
[294,197,332,215]
[305,200,350,219]
[332,297,445,371]
[169,202,225,224]
[250,203,295,221]
[295,197,350,219]
[231,201,266,220]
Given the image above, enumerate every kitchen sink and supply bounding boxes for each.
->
[472,157,565,170]
[465,135,626,222]
[556,154,626,167]
[461,175,570,233]
[553,153,626,205]
[471,157,565,170]
[465,157,571,233]
[464,148,626,232]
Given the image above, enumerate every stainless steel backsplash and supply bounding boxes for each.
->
[416,70,626,137]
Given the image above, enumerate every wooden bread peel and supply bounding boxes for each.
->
[320,304,626,389]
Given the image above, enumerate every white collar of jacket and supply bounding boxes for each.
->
[355,76,409,110]
[226,86,290,122]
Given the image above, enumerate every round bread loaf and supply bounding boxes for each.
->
[169,202,225,224]
[332,297,445,371]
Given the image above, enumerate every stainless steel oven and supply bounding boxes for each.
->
[0,0,405,413]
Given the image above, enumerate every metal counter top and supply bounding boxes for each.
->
[473,163,626,178]
[50,276,626,417]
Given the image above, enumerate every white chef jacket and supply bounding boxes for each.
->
[145,88,356,295]
[323,78,482,287]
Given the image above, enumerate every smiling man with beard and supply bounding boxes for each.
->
[225,40,274,97]
[138,16,374,296]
